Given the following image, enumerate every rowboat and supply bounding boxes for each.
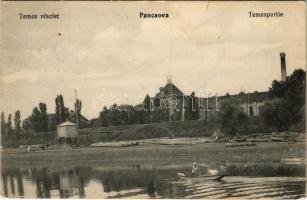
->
[177,172,225,181]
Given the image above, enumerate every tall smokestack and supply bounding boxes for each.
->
[280,52,287,81]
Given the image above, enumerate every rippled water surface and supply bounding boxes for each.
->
[1,165,306,199]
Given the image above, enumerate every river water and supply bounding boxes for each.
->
[1,165,306,199]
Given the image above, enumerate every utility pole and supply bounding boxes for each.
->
[59,105,62,124]
[247,92,250,116]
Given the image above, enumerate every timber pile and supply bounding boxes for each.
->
[225,143,256,147]
[91,141,139,147]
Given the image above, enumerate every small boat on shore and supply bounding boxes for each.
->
[177,172,225,181]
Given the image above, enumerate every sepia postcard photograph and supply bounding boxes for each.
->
[0,1,306,199]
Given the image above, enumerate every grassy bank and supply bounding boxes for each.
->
[1,120,218,148]
[2,142,305,172]
[2,118,304,148]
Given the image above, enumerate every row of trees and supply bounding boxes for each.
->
[1,110,21,136]
[217,69,306,135]
[2,94,83,134]
[2,69,305,136]
[98,92,200,127]
[23,103,48,132]
[261,69,305,131]
[55,95,70,125]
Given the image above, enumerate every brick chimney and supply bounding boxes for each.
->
[280,52,287,81]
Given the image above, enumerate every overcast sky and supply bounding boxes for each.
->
[1,1,306,119]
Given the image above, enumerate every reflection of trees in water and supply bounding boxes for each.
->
[2,166,188,198]
[58,171,86,198]
[34,167,90,198]
[99,169,158,194]
[17,171,24,196]
[146,181,156,198]
[1,168,24,197]
[2,174,8,196]
[2,167,91,198]
[10,174,15,195]
[35,168,51,198]
[94,167,185,198]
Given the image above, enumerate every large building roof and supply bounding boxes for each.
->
[159,82,184,96]
[202,91,272,104]
[156,80,272,104]
[220,91,272,102]
[69,111,89,122]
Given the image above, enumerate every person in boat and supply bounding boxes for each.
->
[191,162,199,176]
[192,162,208,176]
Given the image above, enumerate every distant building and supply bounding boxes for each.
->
[200,91,273,119]
[154,77,185,120]
[153,79,272,121]
[153,53,287,121]
[68,111,90,128]
[47,112,89,130]
[57,121,78,143]
[89,117,101,127]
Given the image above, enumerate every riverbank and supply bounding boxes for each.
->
[1,120,219,148]
[2,142,305,172]
[2,142,306,199]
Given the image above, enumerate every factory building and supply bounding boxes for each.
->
[154,53,287,121]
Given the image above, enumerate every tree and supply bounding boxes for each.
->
[151,96,168,123]
[25,103,48,132]
[39,103,48,131]
[122,105,136,124]
[1,112,5,135]
[28,103,48,132]
[264,69,306,131]
[55,95,69,124]
[134,103,145,124]
[14,110,21,135]
[270,69,305,102]
[219,98,248,136]
[261,99,293,132]
[74,99,82,127]
[100,104,133,126]
[110,104,121,125]
[191,92,200,120]
[100,106,109,126]
[269,80,287,98]
[186,92,200,120]
[22,116,33,130]
[32,107,41,132]
[143,95,151,111]
[143,95,151,123]
[7,114,12,135]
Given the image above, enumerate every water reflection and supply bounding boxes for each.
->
[2,167,90,198]
[33,167,90,198]
[1,165,186,199]
[2,168,24,197]
[1,164,305,199]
